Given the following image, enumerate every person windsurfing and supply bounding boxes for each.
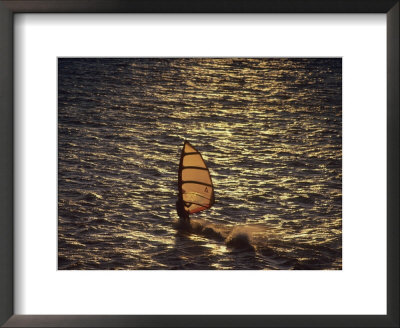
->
[176,198,190,223]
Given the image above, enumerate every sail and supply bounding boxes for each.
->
[178,141,215,214]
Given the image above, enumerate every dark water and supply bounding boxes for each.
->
[58,58,342,270]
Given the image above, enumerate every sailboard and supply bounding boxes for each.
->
[178,141,215,214]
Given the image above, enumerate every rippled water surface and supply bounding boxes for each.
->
[58,58,342,270]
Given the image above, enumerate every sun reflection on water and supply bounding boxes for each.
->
[58,58,342,270]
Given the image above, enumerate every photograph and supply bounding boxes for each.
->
[58,57,342,270]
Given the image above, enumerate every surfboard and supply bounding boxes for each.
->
[178,141,215,214]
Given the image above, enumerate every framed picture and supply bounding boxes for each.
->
[0,0,398,327]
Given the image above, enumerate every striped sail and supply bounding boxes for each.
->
[178,141,214,214]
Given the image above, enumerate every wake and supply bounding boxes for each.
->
[175,218,266,252]
[174,218,341,270]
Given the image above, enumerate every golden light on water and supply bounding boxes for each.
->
[58,58,342,270]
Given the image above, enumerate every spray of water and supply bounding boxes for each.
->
[175,218,269,252]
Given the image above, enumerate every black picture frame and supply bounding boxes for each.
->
[0,1,398,327]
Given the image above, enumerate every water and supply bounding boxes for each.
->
[58,58,342,270]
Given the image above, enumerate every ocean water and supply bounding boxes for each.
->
[58,58,342,270]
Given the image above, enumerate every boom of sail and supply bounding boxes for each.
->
[178,141,215,214]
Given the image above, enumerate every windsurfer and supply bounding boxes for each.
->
[176,198,190,223]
